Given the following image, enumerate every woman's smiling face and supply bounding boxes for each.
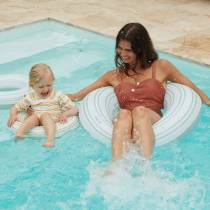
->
[117,39,137,65]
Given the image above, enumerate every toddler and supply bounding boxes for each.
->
[7,63,78,148]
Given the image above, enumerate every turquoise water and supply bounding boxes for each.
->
[0,20,210,210]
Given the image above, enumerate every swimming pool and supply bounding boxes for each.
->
[0,19,210,210]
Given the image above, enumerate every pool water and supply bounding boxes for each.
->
[0,20,210,210]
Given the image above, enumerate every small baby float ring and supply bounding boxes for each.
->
[12,112,79,138]
[0,74,28,106]
[79,83,202,146]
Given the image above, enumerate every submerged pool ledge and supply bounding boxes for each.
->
[0,18,209,68]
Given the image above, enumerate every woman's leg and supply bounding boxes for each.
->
[112,109,132,160]
[132,106,161,159]
[39,113,56,148]
[16,114,40,139]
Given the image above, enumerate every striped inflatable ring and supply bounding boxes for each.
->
[12,112,79,138]
[0,74,28,107]
[79,83,202,146]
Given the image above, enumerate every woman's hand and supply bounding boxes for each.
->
[204,98,210,106]
[66,93,79,102]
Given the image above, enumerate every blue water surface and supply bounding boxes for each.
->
[0,20,210,210]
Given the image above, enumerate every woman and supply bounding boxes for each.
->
[68,23,210,160]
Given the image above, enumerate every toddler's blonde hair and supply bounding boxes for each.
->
[29,63,55,87]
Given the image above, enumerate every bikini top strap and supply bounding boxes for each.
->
[152,61,157,79]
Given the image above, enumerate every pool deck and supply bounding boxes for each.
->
[0,0,209,66]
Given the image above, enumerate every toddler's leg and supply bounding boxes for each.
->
[40,113,56,148]
[16,114,39,139]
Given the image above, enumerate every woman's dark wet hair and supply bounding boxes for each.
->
[115,23,158,75]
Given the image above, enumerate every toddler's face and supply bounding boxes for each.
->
[33,74,54,99]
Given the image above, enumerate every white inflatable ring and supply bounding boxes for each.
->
[0,74,28,106]
[79,83,202,146]
[12,113,79,138]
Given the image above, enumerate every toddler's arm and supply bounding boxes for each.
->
[58,92,79,123]
[7,106,18,127]
[7,95,31,127]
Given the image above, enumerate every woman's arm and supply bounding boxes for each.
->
[67,71,114,101]
[162,60,210,105]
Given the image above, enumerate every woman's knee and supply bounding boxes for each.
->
[118,109,131,119]
[113,109,132,132]
[117,109,132,121]
[132,106,149,119]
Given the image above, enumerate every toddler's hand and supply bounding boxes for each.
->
[27,106,34,116]
[58,113,68,124]
[7,115,17,127]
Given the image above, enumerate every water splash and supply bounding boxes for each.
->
[81,146,206,210]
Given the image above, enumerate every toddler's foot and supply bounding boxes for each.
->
[42,141,54,148]
[15,131,24,140]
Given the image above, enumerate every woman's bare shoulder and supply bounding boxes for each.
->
[157,59,172,69]
[156,59,177,74]
[102,69,119,79]
[102,68,121,85]
[104,69,118,76]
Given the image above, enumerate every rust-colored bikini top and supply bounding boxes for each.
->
[114,62,166,115]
